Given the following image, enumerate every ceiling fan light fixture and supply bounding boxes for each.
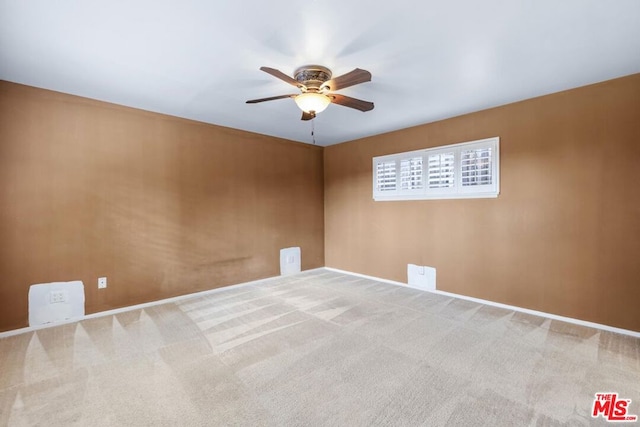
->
[294,92,331,114]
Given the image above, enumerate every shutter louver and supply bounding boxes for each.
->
[428,152,455,188]
[461,147,492,186]
[375,160,397,192]
[400,157,423,190]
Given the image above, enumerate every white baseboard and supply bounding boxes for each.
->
[3,266,636,339]
[324,267,640,338]
[0,269,324,339]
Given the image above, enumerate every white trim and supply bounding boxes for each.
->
[325,267,408,287]
[324,267,640,338]
[0,268,326,339]
[373,192,499,201]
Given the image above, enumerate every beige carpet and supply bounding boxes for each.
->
[0,269,638,426]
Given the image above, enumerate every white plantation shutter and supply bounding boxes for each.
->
[461,147,492,187]
[400,157,423,191]
[427,152,455,189]
[373,137,498,201]
[375,160,397,192]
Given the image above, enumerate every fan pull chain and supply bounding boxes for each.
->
[311,118,316,145]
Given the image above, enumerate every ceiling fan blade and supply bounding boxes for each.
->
[260,67,305,89]
[246,94,296,104]
[329,94,374,112]
[301,111,316,121]
[322,68,371,91]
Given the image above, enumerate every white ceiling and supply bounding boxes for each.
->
[1,1,639,146]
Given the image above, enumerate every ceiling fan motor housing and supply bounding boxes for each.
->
[294,65,332,91]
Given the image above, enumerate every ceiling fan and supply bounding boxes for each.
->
[246,65,374,120]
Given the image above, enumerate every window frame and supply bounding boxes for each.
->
[372,137,500,201]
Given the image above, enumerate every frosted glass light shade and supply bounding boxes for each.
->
[294,93,331,113]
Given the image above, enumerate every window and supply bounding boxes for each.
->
[400,157,423,191]
[427,151,455,189]
[372,137,499,201]
[375,160,397,192]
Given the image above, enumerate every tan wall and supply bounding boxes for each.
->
[0,81,325,332]
[324,74,640,332]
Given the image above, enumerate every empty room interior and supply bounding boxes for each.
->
[1,1,639,426]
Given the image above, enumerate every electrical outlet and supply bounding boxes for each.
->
[98,277,107,289]
[50,290,66,304]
